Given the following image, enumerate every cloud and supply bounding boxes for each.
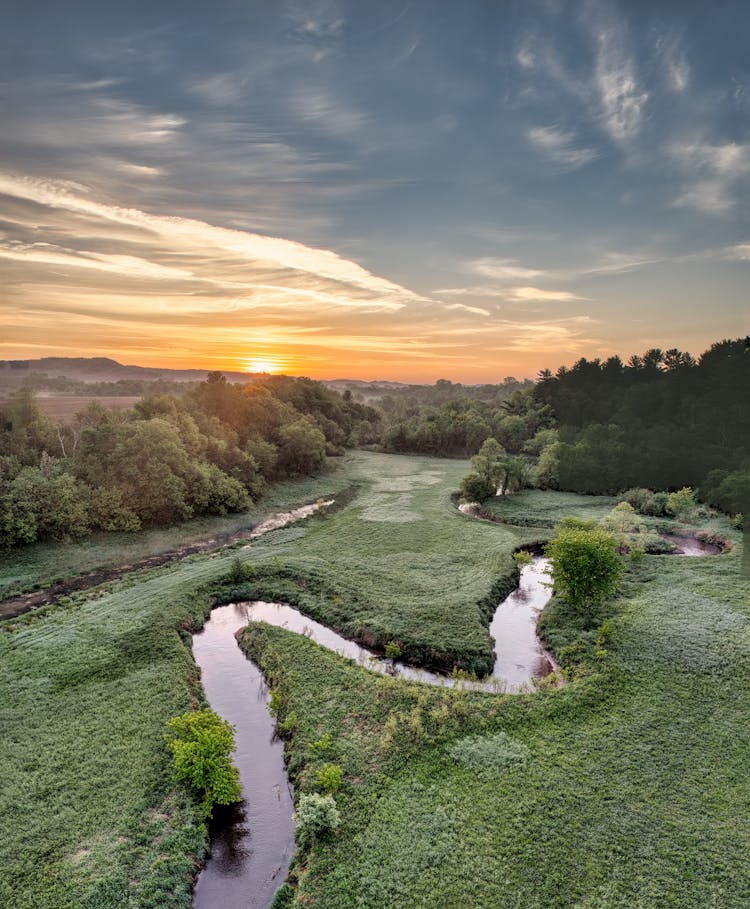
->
[0,242,194,280]
[468,257,544,281]
[526,125,597,169]
[658,34,690,93]
[445,302,492,316]
[509,286,588,303]
[488,316,600,353]
[670,141,750,214]
[0,172,424,307]
[593,25,648,142]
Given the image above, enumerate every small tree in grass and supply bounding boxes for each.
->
[545,527,623,613]
[294,793,340,848]
[666,486,697,522]
[165,708,241,811]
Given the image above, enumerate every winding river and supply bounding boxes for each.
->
[191,498,721,908]
[191,514,556,907]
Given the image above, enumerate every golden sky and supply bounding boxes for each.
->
[0,172,614,381]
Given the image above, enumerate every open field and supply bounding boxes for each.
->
[230,452,545,673]
[481,488,622,527]
[243,524,749,908]
[1,452,746,908]
[27,394,142,423]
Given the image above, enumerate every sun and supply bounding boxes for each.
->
[244,357,282,374]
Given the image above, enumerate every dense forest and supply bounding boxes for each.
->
[0,373,380,547]
[378,377,543,456]
[533,338,750,514]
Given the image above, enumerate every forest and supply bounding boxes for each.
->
[0,373,380,547]
[2,337,747,549]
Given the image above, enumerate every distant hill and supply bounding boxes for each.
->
[0,357,257,384]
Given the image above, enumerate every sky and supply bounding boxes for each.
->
[1,0,748,382]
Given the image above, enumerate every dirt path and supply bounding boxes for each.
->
[0,500,333,622]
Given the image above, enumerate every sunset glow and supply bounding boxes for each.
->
[1,3,747,380]
[244,358,284,375]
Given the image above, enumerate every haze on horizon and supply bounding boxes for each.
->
[1,0,748,383]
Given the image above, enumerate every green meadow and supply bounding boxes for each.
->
[244,523,750,908]
[233,451,544,673]
[1,451,747,908]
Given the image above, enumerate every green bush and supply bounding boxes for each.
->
[621,487,668,516]
[384,641,402,660]
[315,762,343,794]
[513,549,533,567]
[294,793,340,848]
[666,486,697,522]
[546,526,623,612]
[165,709,241,811]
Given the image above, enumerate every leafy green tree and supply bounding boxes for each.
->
[165,709,241,811]
[535,441,560,489]
[665,487,697,522]
[276,418,327,475]
[294,793,340,847]
[546,527,623,612]
[500,454,530,495]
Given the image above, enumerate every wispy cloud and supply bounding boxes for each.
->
[593,23,648,142]
[469,257,543,281]
[509,286,588,303]
[657,33,690,93]
[0,172,430,314]
[670,141,750,214]
[526,125,597,169]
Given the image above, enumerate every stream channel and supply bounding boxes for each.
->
[191,501,720,908]
[191,496,555,908]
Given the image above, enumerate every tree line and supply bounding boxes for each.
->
[0,373,380,547]
[532,338,749,514]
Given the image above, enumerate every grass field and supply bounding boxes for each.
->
[34,395,143,423]
[481,488,622,527]
[228,452,544,673]
[0,463,364,909]
[243,522,749,908]
[1,452,746,908]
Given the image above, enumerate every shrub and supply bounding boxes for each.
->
[620,487,667,516]
[513,549,533,567]
[309,732,333,754]
[384,641,402,660]
[546,527,623,612]
[666,487,697,522]
[315,762,343,794]
[460,472,495,503]
[294,793,340,847]
[165,709,241,811]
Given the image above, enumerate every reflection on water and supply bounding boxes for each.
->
[191,556,557,908]
[489,558,555,688]
[192,605,296,909]
[205,802,250,874]
[230,557,555,694]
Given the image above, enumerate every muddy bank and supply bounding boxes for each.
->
[0,500,334,622]
[661,533,729,556]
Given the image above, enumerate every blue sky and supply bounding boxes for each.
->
[1,0,748,380]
